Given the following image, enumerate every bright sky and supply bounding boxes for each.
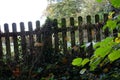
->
[0,0,48,32]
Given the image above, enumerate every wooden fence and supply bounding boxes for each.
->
[0,14,118,64]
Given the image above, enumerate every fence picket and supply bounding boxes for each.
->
[0,32,3,63]
[53,19,59,53]
[113,29,118,37]
[4,23,11,63]
[35,21,43,64]
[86,16,92,42]
[95,14,101,42]
[78,16,85,57]
[12,23,19,61]
[86,16,93,57]
[20,22,27,62]
[70,17,75,48]
[28,22,34,54]
[62,18,67,54]
[36,21,41,42]
[104,14,109,38]
[0,14,115,63]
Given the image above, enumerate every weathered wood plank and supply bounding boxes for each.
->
[62,18,67,54]
[95,14,101,42]
[20,22,27,61]
[78,16,85,57]
[0,31,3,64]
[36,21,41,43]
[0,14,117,60]
[4,23,11,63]
[53,19,59,53]
[86,16,93,57]
[104,14,109,38]
[28,22,34,54]
[70,17,75,48]
[12,23,19,62]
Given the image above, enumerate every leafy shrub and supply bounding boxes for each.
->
[72,0,120,79]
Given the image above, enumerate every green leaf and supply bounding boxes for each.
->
[81,58,89,66]
[106,20,117,30]
[90,66,97,71]
[96,0,102,2]
[117,15,120,21]
[93,42,100,49]
[103,20,117,31]
[103,25,108,31]
[79,68,86,74]
[118,33,120,37]
[99,37,114,47]
[110,0,120,8]
[46,64,52,69]
[72,58,82,66]
[89,57,102,71]
[37,67,43,73]
[94,46,112,57]
[90,57,102,65]
[108,50,120,62]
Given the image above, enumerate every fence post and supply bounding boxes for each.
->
[4,23,11,63]
[12,23,19,62]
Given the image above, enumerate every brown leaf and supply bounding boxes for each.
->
[34,42,44,47]
[72,46,79,51]
[12,67,20,77]
[64,37,69,41]
[62,57,68,64]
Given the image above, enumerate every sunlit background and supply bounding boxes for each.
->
[0,0,48,32]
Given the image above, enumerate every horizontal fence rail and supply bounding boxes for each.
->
[0,14,117,64]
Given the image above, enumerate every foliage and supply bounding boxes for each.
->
[1,0,120,79]
[110,0,120,8]
[72,0,120,79]
[96,0,120,8]
[72,37,120,69]
[45,0,110,21]
[72,58,89,67]
[103,12,120,31]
